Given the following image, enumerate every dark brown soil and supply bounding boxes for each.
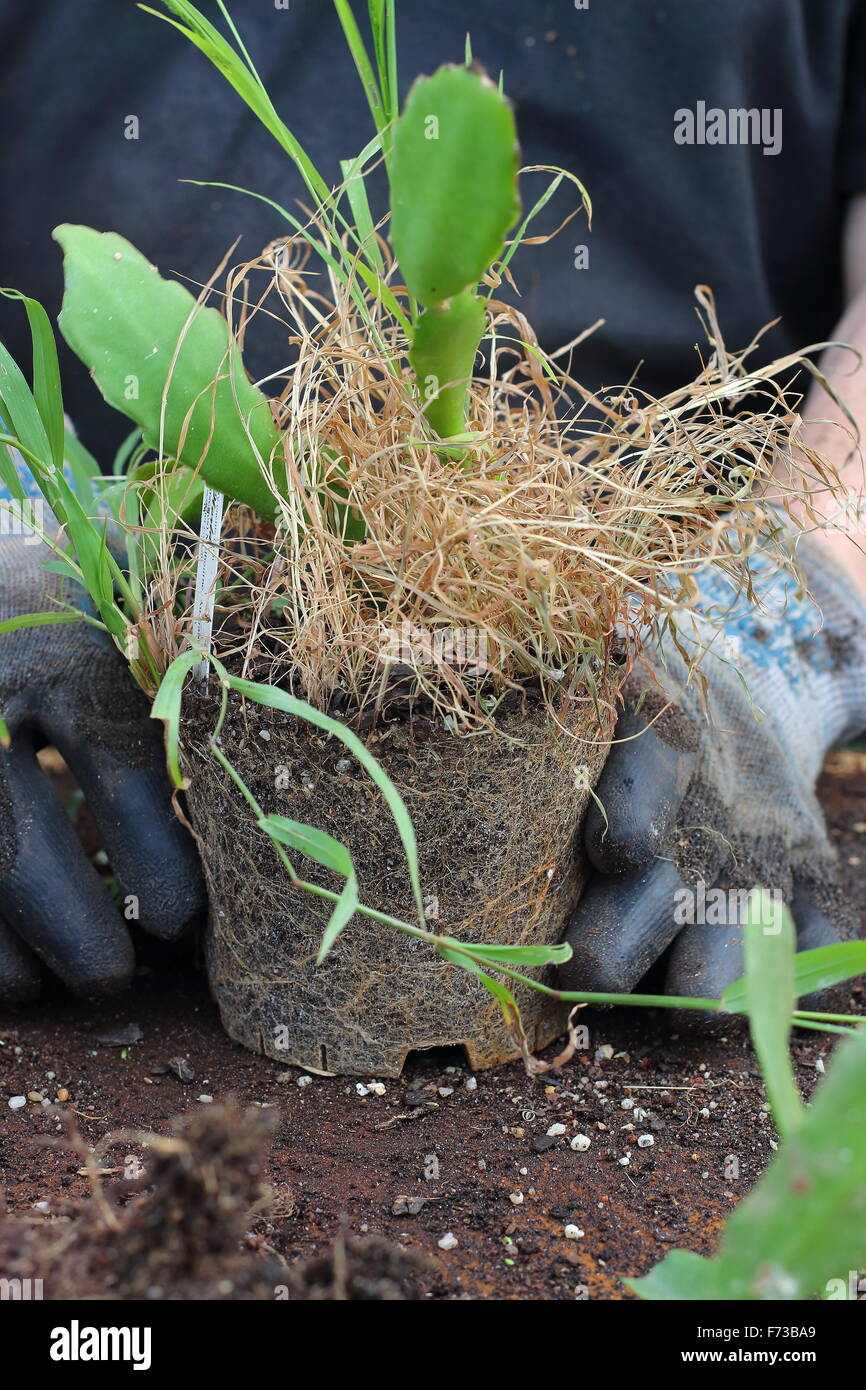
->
[0,752,863,1301]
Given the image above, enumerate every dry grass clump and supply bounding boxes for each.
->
[145,224,845,730]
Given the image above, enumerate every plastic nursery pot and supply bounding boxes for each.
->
[182,686,613,1078]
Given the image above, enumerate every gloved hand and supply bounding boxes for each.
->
[561,526,866,1001]
[0,530,205,1002]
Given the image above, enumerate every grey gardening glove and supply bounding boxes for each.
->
[561,526,866,1001]
[0,530,205,1002]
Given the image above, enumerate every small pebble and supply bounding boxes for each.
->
[258,729,271,741]
[355,1083,369,1097]
[564,1224,584,1240]
[8,1096,26,1111]
[438,1233,458,1251]
[297,1075,313,1088]
[57,1089,70,1103]
[621,1098,635,1110]
[815,1057,826,1074]
[570,1134,591,1152]
[465,1076,477,1092]
[637,1134,654,1148]
[34,1201,50,1213]
[198,1095,214,1104]
[27,1092,44,1104]
[509,1191,524,1206]
[546,1122,567,1137]
[533,1135,558,1153]
[368,1081,386,1097]
[438,1087,454,1098]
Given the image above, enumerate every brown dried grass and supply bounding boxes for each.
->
[140,219,846,731]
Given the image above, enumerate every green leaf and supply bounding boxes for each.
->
[54,225,283,520]
[629,1029,866,1300]
[260,814,353,878]
[390,64,520,305]
[0,290,65,470]
[221,674,425,926]
[259,813,359,962]
[741,892,804,1140]
[626,1249,725,1301]
[784,941,863,1004]
[409,291,485,438]
[0,611,85,636]
[0,336,53,473]
[458,940,573,968]
[333,0,387,139]
[723,939,866,1012]
[151,648,204,787]
[317,873,361,963]
[62,424,98,506]
[439,944,519,1023]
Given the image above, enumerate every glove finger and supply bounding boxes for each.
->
[664,922,744,1004]
[791,879,843,953]
[584,705,698,875]
[661,878,762,1036]
[0,741,135,997]
[662,875,795,1002]
[559,857,687,995]
[791,878,846,1011]
[41,712,205,943]
[0,916,43,1004]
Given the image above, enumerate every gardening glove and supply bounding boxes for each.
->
[0,528,205,1002]
[560,525,866,1002]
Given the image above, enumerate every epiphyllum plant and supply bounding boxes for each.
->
[54,8,541,520]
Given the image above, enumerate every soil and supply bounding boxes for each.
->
[0,751,863,1301]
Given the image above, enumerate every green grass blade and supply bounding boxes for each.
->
[724,940,866,1010]
[340,156,384,274]
[222,673,425,925]
[261,814,353,878]
[489,166,592,300]
[0,337,52,470]
[259,812,360,962]
[333,0,386,135]
[0,611,85,636]
[63,424,98,506]
[317,871,360,963]
[439,943,519,1024]
[151,648,204,787]
[0,290,65,470]
[368,0,398,132]
[456,940,573,968]
[143,2,334,211]
[741,892,804,1140]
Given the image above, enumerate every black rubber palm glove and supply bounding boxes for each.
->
[561,530,866,1002]
[0,531,205,1002]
